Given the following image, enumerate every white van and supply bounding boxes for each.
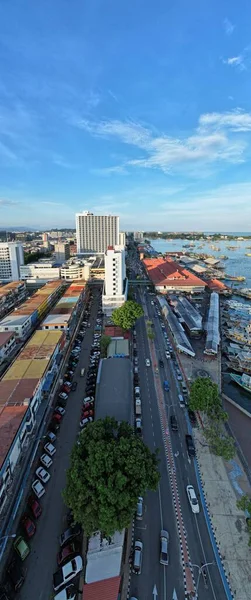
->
[80,368,85,377]
[178,394,185,407]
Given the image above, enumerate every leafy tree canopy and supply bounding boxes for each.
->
[100,335,111,357]
[204,424,235,460]
[189,377,220,414]
[64,417,160,537]
[237,495,251,546]
[112,300,143,330]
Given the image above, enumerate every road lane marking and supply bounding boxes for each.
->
[158,484,164,530]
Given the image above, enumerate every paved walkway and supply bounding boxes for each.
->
[194,424,251,600]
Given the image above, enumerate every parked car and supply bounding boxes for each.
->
[71,382,77,392]
[57,542,80,566]
[28,495,42,518]
[53,556,83,591]
[135,418,142,435]
[83,396,94,404]
[59,392,68,401]
[7,561,25,591]
[36,467,50,484]
[50,417,60,432]
[136,497,143,520]
[163,380,169,392]
[160,530,169,565]
[54,584,77,600]
[13,536,30,561]
[21,515,36,538]
[47,431,56,444]
[31,479,45,498]
[82,409,94,419]
[40,453,53,469]
[64,381,72,388]
[55,406,66,417]
[145,358,150,367]
[80,416,93,428]
[185,434,195,457]
[133,540,143,574]
[186,484,200,514]
[44,442,56,456]
[159,359,164,368]
[59,524,82,548]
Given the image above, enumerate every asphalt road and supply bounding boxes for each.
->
[129,295,184,600]
[132,288,228,600]
[16,289,100,600]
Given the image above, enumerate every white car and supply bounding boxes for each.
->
[134,386,140,396]
[54,584,76,599]
[40,454,53,469]
[165,351,171,359]
[36,467,50,484]
[80,416,93,428]
[145,359,150,367]
[133,540,143,574]
[136,497,143,520]
[55,406,66,417]
[44,442,56,457]
[186,485,200,514]
[32,479,45,498]
[64,381,72,388]
[53,556,83,591]
[59,392,68,401]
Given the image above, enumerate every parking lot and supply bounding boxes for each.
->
[1,288,102,600]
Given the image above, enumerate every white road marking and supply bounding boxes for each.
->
[195,518,218,600]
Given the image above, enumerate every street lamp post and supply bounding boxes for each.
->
[185,561,214,599]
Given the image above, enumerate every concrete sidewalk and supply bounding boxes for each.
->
[194,425,251,600]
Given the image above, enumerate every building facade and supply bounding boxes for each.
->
[76,211,119,253]
[60,262,89,280]
[0,242,24,282]
[119,231,126,247]
[20,262,60,281]
[102,246,128,315]
[54,242,70,263]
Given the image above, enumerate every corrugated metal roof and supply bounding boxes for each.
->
[0,332,15,346]
[4,360,32,380]
[83,576,120,600]
[0,406,27,468]
[0,315,30,326]
[42,314,70,325]
[107,339,129,357]
[0,379,39,406]
[143,257,205,288]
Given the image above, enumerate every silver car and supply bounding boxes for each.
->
[160,529,169,565]
[133,540,143,574]
[136,497,143,520]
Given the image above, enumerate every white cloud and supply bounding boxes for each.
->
[91,165,127,176]
[76,111,249,174]
[223,18,235,35]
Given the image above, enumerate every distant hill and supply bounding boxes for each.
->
[0,226,39,232]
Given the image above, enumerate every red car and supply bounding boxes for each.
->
[82,409,94,419]
[28,496,42,519]
[62,385,71,394]
[22,514,36,538]
[57,542,80,566]
[82,402,94,411]
[52,412,62,423]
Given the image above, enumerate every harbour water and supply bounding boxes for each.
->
[150,236,251,412]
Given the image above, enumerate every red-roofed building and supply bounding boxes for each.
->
[207,279,230,294]
[143,257,205,293]
[83,576,120,600]
[104,325,130,340]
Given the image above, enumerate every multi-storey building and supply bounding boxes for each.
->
[0,242,24,282]
[102,246,128,315]
[54,242,70,263]
[76,211,119,253]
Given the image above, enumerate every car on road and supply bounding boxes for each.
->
[22,515,36,538]
[40,453,53,469]
[13,536,30,561]
[133,540,143,574]
[54,584,77,600]
[159,359,164,368]
[47,431,57,444]
[165,351,171,359]
[82,409,94,418]
[134,386,140,396]
[170,415,178,431]
[134,357,138,365]
[160,529,169,565]
[51,414,61,429]
[161,323,165,329]
[136,497,143,520]
[7,561,25,591]
[71,382,77,391]
[80,416,93,428]
[44,442,56,456]
[28,495,42,518]
[64,380,72,388]
[135,418,142,435]
[36,466,50,484]
[163,380,169,392]
[186,485,200,513]
[59,392,68,401]
[59,524,82,548]
[55,406,66,417]
[145,358,150,367]
[185,434,195,457]
[53,556,83,591]
[83,396,94,404]
[32,479,45,498]
[57,542,80,566]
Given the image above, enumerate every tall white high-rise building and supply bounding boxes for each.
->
[119,231,126,248]
[102,246,128,315]
[76,211,119,253]
[0,242,24,282]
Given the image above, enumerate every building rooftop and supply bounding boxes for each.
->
[85,530,124,584]
[207,278,228,291]
[0,314,30,327]
[95,358,133,425]
[0,332,15,347]
[157,296,195,357]
[143,258,205,288]
[107,339,129,357]
[42,314,71,326]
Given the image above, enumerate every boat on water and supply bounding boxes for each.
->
[230,373,251,393]
[219,255,228,259]
[245,253,251,257]
[225,275,246,282]
[233,288,251,300]
[227,351,251,374]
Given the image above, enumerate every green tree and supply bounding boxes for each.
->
[204,424,235,460]
[189,377,220,413]
[112,300,143,330]
[237,495,251,546]
[64,417,160,536]
[100,335,111,358]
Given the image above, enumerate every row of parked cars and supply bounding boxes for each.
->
[79,303,103,430]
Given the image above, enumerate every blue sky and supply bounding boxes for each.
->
[0,0,251,231]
